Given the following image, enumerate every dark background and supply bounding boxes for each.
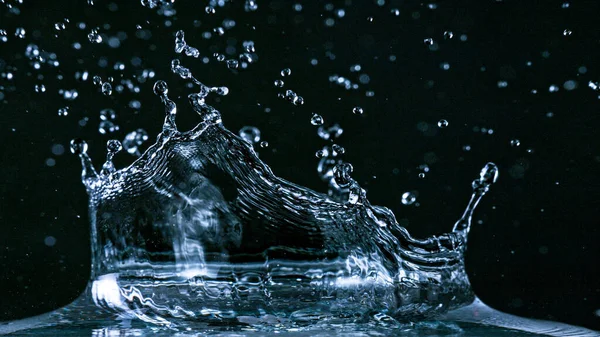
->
[0,0,599,331]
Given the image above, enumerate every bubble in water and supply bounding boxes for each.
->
[101,82,113,96]
[239,126,261,144]
[280,68,292,77]
[438,119,449,128]
[274,80,284,87]
[353,106,364,115]
[401,192,417,205]
[69,138,88,154]
[510,139,521,147]
[310,113,324,126]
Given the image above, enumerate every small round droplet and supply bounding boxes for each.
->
[444,31,454,39]
[280,68,291,77]
[310,114,324,126]
[401,192,417,205]
[418,173,426,179]
[479,162,499,185]
[510,139,521,147]
[227,59,239,69]
[332,144,345,156]
[107,139,122,153]
[315,149,326,158]
[153,80,168,95]
[205,6,216,14]
[353,106,364,115]
[259,141,269,148]
[101,82,112,96]
[424,38,434,45]
[438,119,449,128]
[333,162,353,188]
[274,79,284,87]
[563,29,572,36]
[239,126,261,144]
[70,138,88,154]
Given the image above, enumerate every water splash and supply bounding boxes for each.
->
[63,63,502,327]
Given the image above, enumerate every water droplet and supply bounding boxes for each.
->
[332,144,345,156]
[444,31,454,39]
[315,149,326,158]
[424,38,434,45]
[563,29,572,36]
[35,84,46,93]
[88,28,102,43]
[418,173,426,179]
[244,0,258,12]
[437,119,449,128]
[333,162,353,187]
[15,27,26,39]
[101,82,112,95]
[310,114,324,126]
[239,126,261,144]
[274,80,284,88]
[259,141,269,148]
[510,139,521,147]
[70,138,88,154]
[390,8,400,16]
[401,192,417,205]
[353,106,364,115]
[205,6,215,14]
[227,59,239,69]
[106,139,122,154]
[153,80,168,95]
[58,107,69,116]
[280,68,292,77]
[122,129,149,156]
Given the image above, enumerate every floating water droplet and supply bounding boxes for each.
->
[106,139,122,154]
[205,6,216,14]
[423,38,434,45]
[239,126,261,144]
[332,144,345,156]
[122,129,149,156]
[153,80,168,95]
[101,82,112,95]
[333,162,353,187]
[35,84,46,93]
[58,107,69,116]
[14,27,26,39]
[510,139,521,147]
[274,80,284,87]
[401,192,417,205]
[310,114,324,126]
[418,173,426,178]
[390,8,400,16]
[315,149,326,158]
[244,0,258,12]
[444,31,454,39]
[438,119,449,128]
[563,29,572,36]
[353,106,363,115]
[317,124,343,140]
[226,59,239,69]
[88,28,102,43]
[280,68,291,77]
[259,141,269,148]
[69,138,88,154]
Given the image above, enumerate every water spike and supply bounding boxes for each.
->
[153,80,178,134]
[453,162,499,234]
[70,138,98,188]
[100,139,122,176]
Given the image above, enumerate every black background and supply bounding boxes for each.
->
[0,0,599,331]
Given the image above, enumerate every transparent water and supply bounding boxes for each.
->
[0,0,598,336]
